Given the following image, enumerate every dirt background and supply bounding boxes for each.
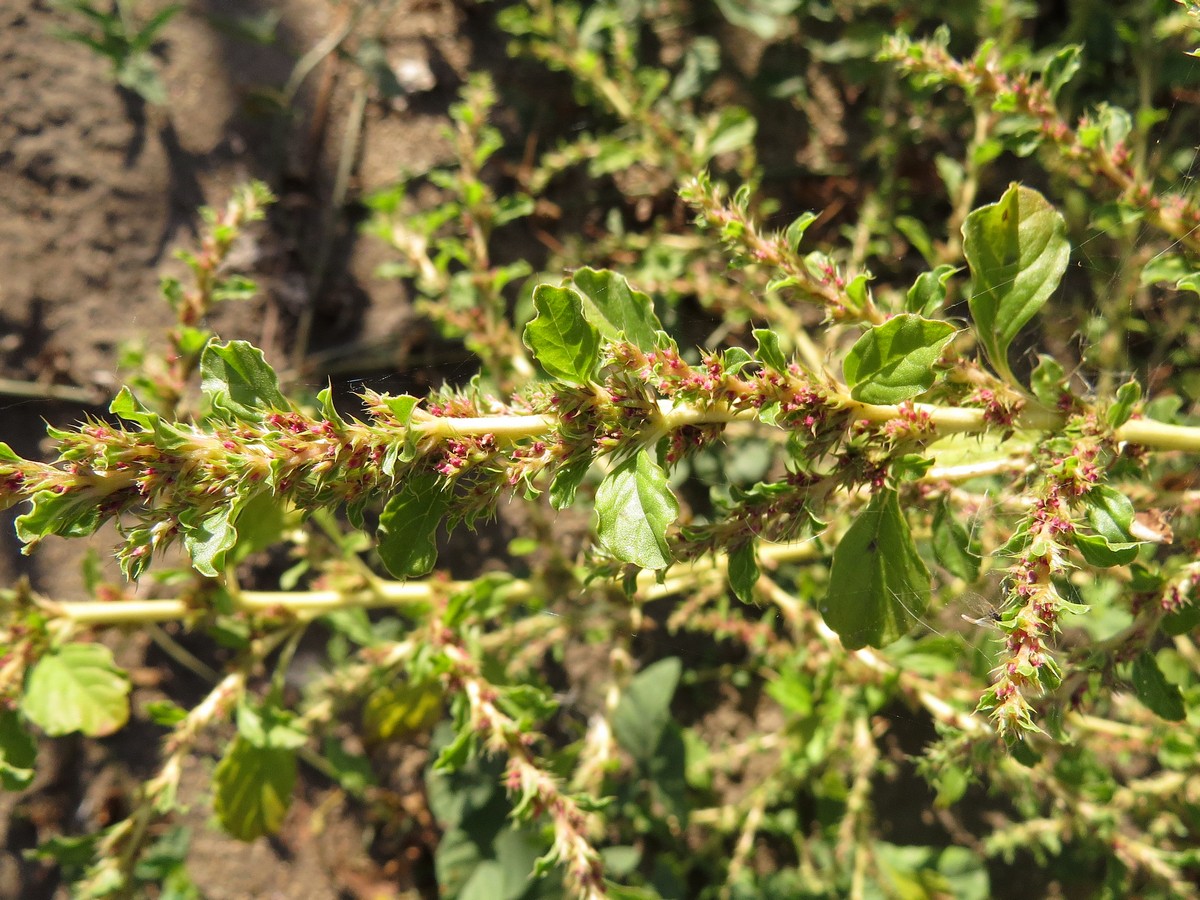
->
[1,1,508,896]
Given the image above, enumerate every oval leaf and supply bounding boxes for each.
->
[1084,484,1135,537]
[843,314,957,404]
[963,184,1069,382]
[905,264,960,316]
[377,472,453,578]
[594,450,679,569]
[213,735,296,841]
[180,501,241,578]
[931,497,980,583]
[727,541,760,604]
[549,450,593,511]
[21,643,131,737]
[820,489,931,649]
[522,284,601,384]
[200,340,288,421]
[753,329,789,373]
[1131,652,1185,722]
[571,267,662,351]
[1076,485,1141,567]
[15,489,102,544]
[612,657,682,764]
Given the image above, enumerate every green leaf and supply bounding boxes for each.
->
[612,657,681,764]
[844,273,873,314]
[702,105,757,159]
[549,451,593,511]
[1175,271,1200,294]
[931,497,980,582]
[316,385,346,429]
[15,489,102,544]
[932,765,970,808]
[714,0,803,39]
[571,268,662,351]
[109,386,158,429]
[0,710,37,790]
[496,684,558,729]
[1163,603,1200,637]
[21,643,131,737]
[1043,44,1082,98]
[727,541,760,604]
[117,53,168,105]
[1086,485,1134,533]
[1074,534,1139,567]
[179,501,242,578]
[1077,485,1140,566]
[963,184,1069,383]
[236,701,308,751]
[229,492,285,565]
[1030,354,1066,406]
[322,738,378,795]
[842,314,957,404]
[1139,252,1193,287]
[935,154,964,200]
[905,265,959,317]
[25,832,101,867]
[646,722,689,824]
[522,284,601,384]
[213,735,296,841]
[377,472,453,577]
[721,346,754,374]
[212,274,258,302]
[895,215,936,265]
[132,3,184,49]
[133,826,195,891]
[145,700,188,727]
[784,212,818,252]
[820,489,931,649]
[379,394,420,471]
[753,328,789,372]
[1094,103,1132,154]
[381,393,420,423]
[1107,379,1141,429]
[594,450,679,569]
[200,340,288,421]
[363,680,444,741]
[1131,652,1185,721]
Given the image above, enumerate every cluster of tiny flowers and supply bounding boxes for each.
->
[882,402,936,441]
[970,387,1023,429]
[982,425,1110,736]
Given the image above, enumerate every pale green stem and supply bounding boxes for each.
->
[1115,416,1200,451]
[414,414,557,439]
[412,398,1200,452]
[51,542,820,626]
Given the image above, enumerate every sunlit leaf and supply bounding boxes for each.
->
[594,450,679,569]
[523,284,600,384]
[820,489,931,649]
[213,735,295,841]
[377,472,453,578]
[200,340,289,421]
[963,184,1069,383]
[21,643,131,737]
[843,314,957,404]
